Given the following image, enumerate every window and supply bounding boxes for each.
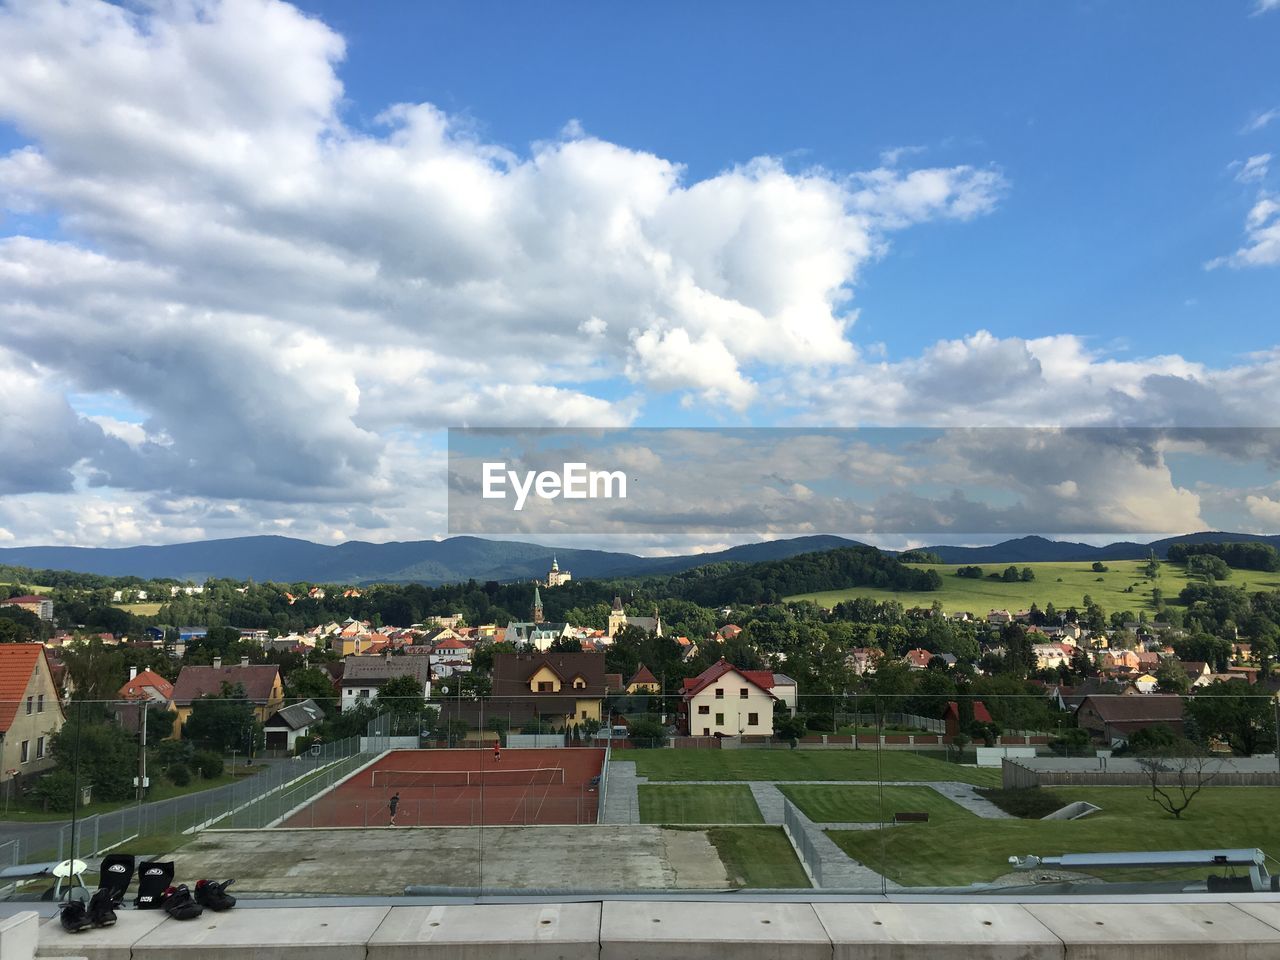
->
[747,713,759,726]
[538,681,553,692]
[573,677,585,689]
[715,713,724,726]
[25,696,33,715]
[358,689,370,699]
[739,688,748,699]
[36,736,45,759]
[37,694,44,713]
[702,728,710,736]
[714,688,724,699]
[581,710,587,719]
[697,704,710,715]
[20,740,29,763]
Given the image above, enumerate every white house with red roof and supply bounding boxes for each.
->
[679,659,777,737]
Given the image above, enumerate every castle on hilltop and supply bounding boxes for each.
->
[544,555,572,587]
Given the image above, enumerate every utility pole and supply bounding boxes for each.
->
[136,702,148,802]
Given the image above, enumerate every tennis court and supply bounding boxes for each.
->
[279,748,605,827]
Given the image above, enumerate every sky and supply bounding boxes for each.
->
[0,0,1278,553]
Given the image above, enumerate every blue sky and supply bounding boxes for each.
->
[0,0,1278,549]
[299,0,1280,366]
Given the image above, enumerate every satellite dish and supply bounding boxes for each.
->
[439,685,449,694]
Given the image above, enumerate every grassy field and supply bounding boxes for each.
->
[780,784,975,824]
[3,765,266,821]
[828,785,1280,887]
[786,559,1280,614]
[705,826,811,888]
[639,784,763,824]
[112,601,164,615]
[626,748,1001,787]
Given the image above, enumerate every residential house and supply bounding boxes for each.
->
[987,610,1014,626]
[943,700,992,739]
[2,595,54,621]
[0,644,66,784]
[848,647,884,677]
[440,651,608,733]
[771,673,798,716]
[626,665,661,695]
[339,654,432,712]
[169,658,284,738]
[119,668,174,705]
[679,659,778,737]
[263,699,326,752]
[903,648,935,671]
[1075,694,1185,746]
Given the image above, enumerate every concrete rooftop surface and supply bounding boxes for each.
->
[5,897,1280,960]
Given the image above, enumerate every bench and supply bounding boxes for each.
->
[893,811,929,823]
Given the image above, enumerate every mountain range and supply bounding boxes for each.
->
[2,531,1279,586]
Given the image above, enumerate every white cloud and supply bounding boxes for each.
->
[1231,153,1271,183]
[1253,0,1280,14]
[1245,107,1280,133]
[0,0,1017,545]
[1246,494,1280,526]
[1208,195,1280,268]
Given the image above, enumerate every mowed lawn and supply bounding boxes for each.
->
[829,785,1280,887]
[706,826,810,888]
[781,784,975,824]
[113,601,164,615]
[627,749,1001,787]
[786,559,1280,615]
[639,784,763,824]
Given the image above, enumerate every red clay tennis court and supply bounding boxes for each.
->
[279,748,605,828]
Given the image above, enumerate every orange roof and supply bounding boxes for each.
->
[0,644,45,733]
[118,669,174,701]
[433,636,469,651]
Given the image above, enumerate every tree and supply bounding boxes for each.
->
[1138,743,1216,820]
[774,714,808,745]
[626,717,668,747]
[376,674,426,717]
[46,713,137,804]
[183,684,260,754]
[1154,659,1190,695]
[1185,681,1276,755]
[1020,567,1035,582]
[284,667,338,715]
[1092,562,1109,573]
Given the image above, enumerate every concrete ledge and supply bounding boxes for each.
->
[1,911,39,960]
[1024,902,1280,959]
[36,910,170,960]
[368,903,600,960]
[600,901,831,960]
[814,902,1064,960]
[27,899,1280,959]
[130,905,390,960]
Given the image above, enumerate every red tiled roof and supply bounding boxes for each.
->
[0,644,45,733]
[681,659,775,699]
[628,665,659,686]
[118,670,174,701]
[944,700,993,723]
[4,595,50,604]
[433,636,469,651]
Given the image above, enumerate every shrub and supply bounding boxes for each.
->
[166,764,192,787]
[627,718,668,748]
[29,769,76,812]
[192,751,224,779]
[804,713,833,732]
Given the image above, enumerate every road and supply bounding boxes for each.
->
[0,755,312,865]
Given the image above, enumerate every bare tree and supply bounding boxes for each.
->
[1137,747,1218,820]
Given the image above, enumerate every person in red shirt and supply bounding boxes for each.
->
[493,742,501,763]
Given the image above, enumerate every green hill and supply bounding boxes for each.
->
[786,559,1280,614]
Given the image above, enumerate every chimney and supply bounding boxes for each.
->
[129,666,138,681]
[241,656,250,669]
[213,656,222,669]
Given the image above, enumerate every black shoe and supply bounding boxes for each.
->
[87,887,117,927]
[194,878,236,911]
[60,899,93,934]
[161,884,204,920]
[134,860,174,909]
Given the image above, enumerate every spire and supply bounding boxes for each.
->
[532,585,544,622]
[612,595,624,613]
[551,554,559,571]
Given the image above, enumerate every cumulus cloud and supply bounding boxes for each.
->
[1245,107,1280,132]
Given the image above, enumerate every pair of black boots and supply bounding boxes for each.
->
[60,854,236,933]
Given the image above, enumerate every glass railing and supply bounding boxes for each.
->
[3,685,1277,901]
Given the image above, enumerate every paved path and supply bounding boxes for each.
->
[601,760,643,824]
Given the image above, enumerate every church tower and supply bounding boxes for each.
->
[532,585,544,623]
[608,595,626,638]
